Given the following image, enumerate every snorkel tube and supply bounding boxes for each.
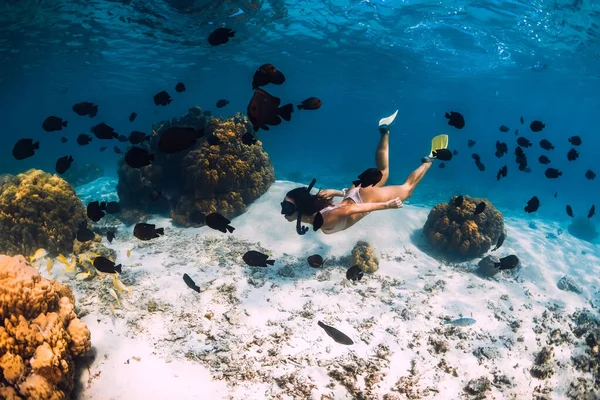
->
[281,178,322,235]
[295,178,316,235]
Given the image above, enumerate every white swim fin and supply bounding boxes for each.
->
[378,110,398,127]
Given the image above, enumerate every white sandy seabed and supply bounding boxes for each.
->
[62,180,600,400]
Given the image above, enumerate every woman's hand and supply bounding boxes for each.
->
[317,189,339,200]
[385,197,403,209]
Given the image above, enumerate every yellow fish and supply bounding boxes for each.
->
[126,249,131,258]
[77,253,90,264]
[109,288,121,307]
[112,276,131,294]
[76,271,91,280]
[30,248,48,263]
[55,254,69,266]
[46,259,54,275]
[109,304,116,316]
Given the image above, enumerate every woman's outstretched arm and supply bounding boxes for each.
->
[329,197,402,217]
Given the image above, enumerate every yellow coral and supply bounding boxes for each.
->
[351,241,379,273]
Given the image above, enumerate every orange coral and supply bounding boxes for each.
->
[422,195,504,260]
[0,255,91,399]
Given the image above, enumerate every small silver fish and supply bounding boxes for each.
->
[214,247,231,255]
[444,317,476,327]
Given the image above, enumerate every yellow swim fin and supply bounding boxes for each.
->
[429,134,449,158]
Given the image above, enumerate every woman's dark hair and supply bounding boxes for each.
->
[285,187,333,215]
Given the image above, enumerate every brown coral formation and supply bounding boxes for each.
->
[0,169,87,259]
[0,255,91,399]
[351,240,379,273]
[117,106,275,225]
[422,195,504,260]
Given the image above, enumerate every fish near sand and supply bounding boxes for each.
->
[105,201,120,214]
[445,111,465,129]
[175,82,186,93]
[133,223,164,241]
[129,131,150,145]
[205,212,235,233]
[91,122,118,140]
[444,318,476,327]
[154,90,172,106]
[307,254,327,268]
[353,168,382,188]
[297,97,322,110]
[317,321,354,345]
[252,63,285,89]
[183,273,201,292]
[216,99,229,108]
[524,196,540,213]
[107,231,116,243]
[243,250,275,267]
[346,265,364,281]
[93,256,122,274]
[72,102,98,118]
[30,248,48,263]
[76,223,95,242]
[453,196,464,207]
[494,254,519,270]
[55,156,73,174]
[208,27,235,46]
[12,139,39,160]
[474,201,486,215]
[87,201,106,222]
[491,231,505,251]
[129,112,137,122]
[214,247,231,255]
[42,116,67,132]
[589,205,595,219]
[566,205,573,218]
[247,88,293,132]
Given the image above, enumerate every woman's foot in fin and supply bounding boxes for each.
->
[379,124,390,135]
[421,155,435,163]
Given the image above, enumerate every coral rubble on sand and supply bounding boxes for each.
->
[350,240,379,273]
[0,169,86,258]
[0,255,91,399]
[117,106,274,226]
[422,195,504,260]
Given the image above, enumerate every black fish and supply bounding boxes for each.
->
[105,201,120,214]
[154,90,172,106]
[12,139,39,160]
[474,201,486,214]
[472,153,481,161]
[55,155,74,174]
[206,134,221,146]
[158,127,205,154]
[189,210,205,225]
[208,27,235,46]
[567,148,579,161]
[133,223,164,241]
[353,168,382,188]
[241,132,257,146]
[538,155,551,164]
[439,162,446,169]
[496,165,507,181]
[87,201,106,222]
[150,189,161,201]
[524,196,540,213]
[589,205,596,219]
[467,139,476,148]
[545,168,561,178]
[125,147,154,168]
[175,82,186,93]
[91,122,118,140]
[514,129,519,136]
[107,231,116,243]
[216,99,229,108]
[307,255,327,268]
[520,116,524,124]
[499,125,509,132]
[495,141,508,158]
[117,134,128,143]
[585,169,596,180]
[530,120,545,132]
[539,139,554,150]
[129,131,150,145]
[114,146,122,154]
[494,254,519,270]
[99,146,107,152]
[183,273,200,292]
[317,321,354,345]
[72,102,98,118]
[242,250,275,267]
[475,160,486,171]
[346,265,364,281]
[129,112,137,122]
[491,231,505,251]
[76,223,95,242]
[205,212,235,233]
[247,88,293,132]
[566,205,573,218]
[452,149,458,155]
[42,116,67,132]
[445,111,465,129]
[568,136,582,146]
[252,63,285,89]
[554,192,558,198]
[517,137,532,148]
[432,148,453,161]
[93,256,122,274]
[77,134,92,145]
[203,111,212,117]
[453,195,464,207]
[297,97,322,110]
[60,136,67,143]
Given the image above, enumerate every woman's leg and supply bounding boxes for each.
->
[360,160,432,202]
[374,127,390,187]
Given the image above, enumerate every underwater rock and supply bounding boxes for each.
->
[568,217,599,242]
[557,275,583,294]
[61,163,104,187]
[0,169,87,258]
[422,195,504,260]
[477,254,501,277]
[117,107,274,225]
[530,346,555,379]
[463,376,491,397]
[0,255,91,399]
[351,240,379,273]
